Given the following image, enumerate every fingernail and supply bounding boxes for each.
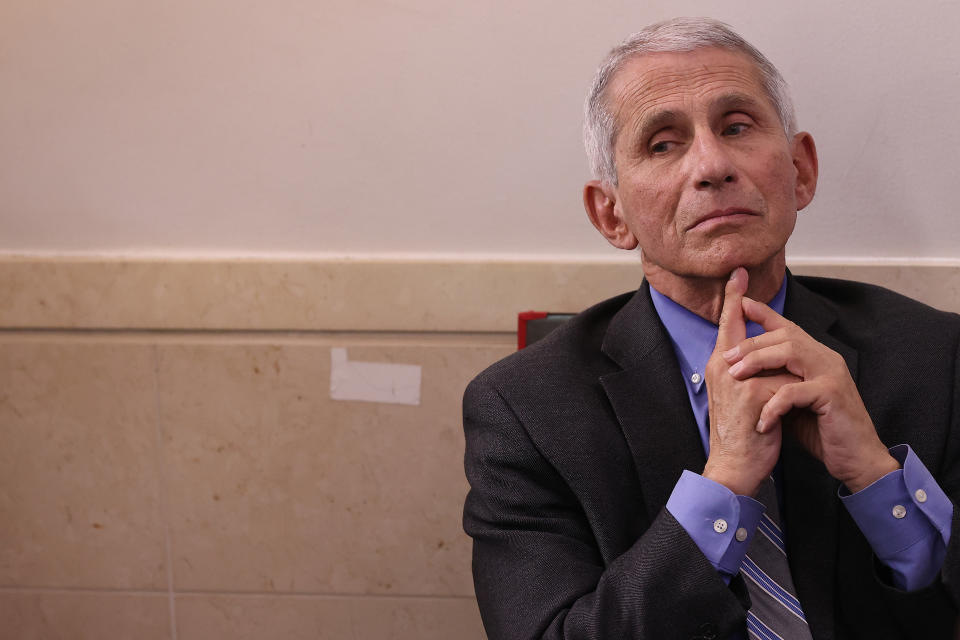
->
[722,347,739,361]
[756,419,764,433]
[729,268,739,281]
[728,361,744,376]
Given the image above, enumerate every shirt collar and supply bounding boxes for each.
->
[648,276,788,394]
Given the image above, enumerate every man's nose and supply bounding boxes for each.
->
[689,133,737,189]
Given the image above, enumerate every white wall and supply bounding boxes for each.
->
[1,0,958,260]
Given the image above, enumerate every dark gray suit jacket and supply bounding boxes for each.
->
[463,275,960,639]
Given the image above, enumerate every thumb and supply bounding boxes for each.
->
[716,267,748,351]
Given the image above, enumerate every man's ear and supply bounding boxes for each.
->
[583,180,639,250]
[791,132,818,211]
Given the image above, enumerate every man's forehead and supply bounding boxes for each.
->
[607,48,769,125]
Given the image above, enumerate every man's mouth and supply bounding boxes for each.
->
[688,207,759,231]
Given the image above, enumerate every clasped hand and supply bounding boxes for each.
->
[703,268,898,498]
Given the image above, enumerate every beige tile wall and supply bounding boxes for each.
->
[0,331,510,639]
[0,591,172,640]
[1,258,958,638]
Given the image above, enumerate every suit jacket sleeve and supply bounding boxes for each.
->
[868,334,960,637]
[462,376,749,640]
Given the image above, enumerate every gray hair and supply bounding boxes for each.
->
[583,17,797,185]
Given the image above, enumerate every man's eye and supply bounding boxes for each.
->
[650,140,673,154]
[723,122,749,136]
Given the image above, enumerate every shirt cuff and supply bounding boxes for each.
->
[667,470,765,578]
[840,444,952,590]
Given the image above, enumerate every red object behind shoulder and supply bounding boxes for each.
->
[517,311,549,350]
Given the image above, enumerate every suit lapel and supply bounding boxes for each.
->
[599,282,706,520]
[781,274,859,640]
[785,273,858,385]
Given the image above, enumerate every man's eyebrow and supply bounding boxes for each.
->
[634,109,682,138]
[712,92,767,114]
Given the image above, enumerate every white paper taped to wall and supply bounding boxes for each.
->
[329,348,422,405]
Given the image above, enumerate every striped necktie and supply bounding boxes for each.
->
[743,476,814,640]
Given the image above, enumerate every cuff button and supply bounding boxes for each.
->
[713,518,728,533]
[735,527,748,542]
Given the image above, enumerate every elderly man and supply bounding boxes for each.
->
[462,17,960,640]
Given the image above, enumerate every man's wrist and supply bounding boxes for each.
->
[702,461,763,497]
[842,450,901,494]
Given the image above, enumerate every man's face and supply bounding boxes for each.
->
[588,47,816,279]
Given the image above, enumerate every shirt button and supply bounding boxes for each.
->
[915,489,928,503]
[892,504,907,519]
[713,518,728,533]
[735,527,748,542]
[690,372,702,384]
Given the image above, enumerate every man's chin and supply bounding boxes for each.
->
[643,253,785,282]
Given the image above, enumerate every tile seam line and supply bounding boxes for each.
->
[171,591,477,599]
[0,327,514,336]
[152,345,179,640]
[0,587,168,595]
[0,586,476,600]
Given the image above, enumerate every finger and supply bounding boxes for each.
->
[758,381,823,431]
[716,267,748,351]
[748,374,800,434]
[728,342,805,380]
[721,328,790,364]
[758,372,802,386]
[756,417,783,436]
[741,296,794,332]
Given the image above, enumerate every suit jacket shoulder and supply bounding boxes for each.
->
[790,274,960,343]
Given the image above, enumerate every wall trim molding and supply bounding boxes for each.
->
[2,257,958,331]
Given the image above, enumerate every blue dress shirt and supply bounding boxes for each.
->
[650,279,952,592]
